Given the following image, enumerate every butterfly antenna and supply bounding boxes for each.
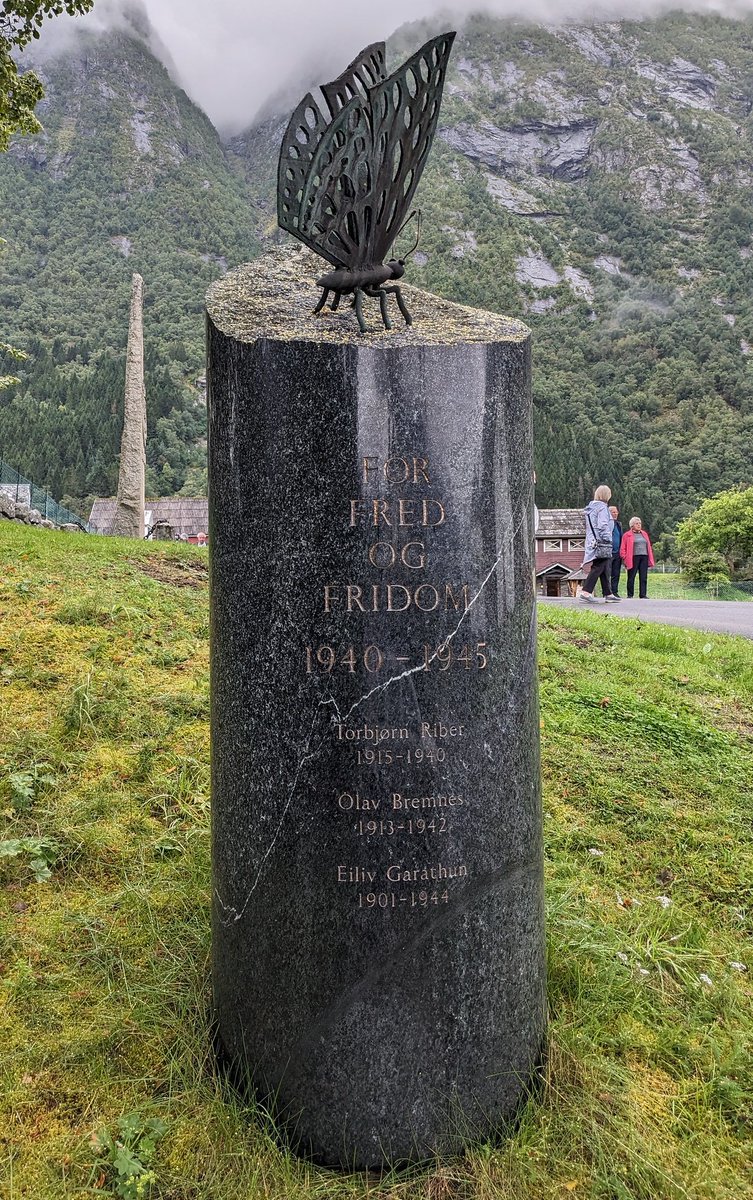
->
[393,209,421,260]
[405,209,421,258]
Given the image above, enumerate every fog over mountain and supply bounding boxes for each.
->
[29,0,753,133]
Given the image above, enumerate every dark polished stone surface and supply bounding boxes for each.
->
[208,250,545,1171]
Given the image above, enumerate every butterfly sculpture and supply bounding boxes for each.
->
[277,32,456,334]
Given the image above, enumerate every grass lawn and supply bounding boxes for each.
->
[1,523,752,1200]
[648,575,753,602]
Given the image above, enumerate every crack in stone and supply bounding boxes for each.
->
[214,701,331,924]
[215,485,534,926]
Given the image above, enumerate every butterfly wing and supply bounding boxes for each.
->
[278,33,455,271]
[292,32,456,271]
[365,32,456,264]
[320,42,386,116]
[277,43,386,267]
[295,98,376,269]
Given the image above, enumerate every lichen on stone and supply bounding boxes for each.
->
[206,244,530,348]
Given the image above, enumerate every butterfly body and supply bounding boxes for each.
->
[278,32,455,333]
[317,263,403,292]
[314,259,409,332]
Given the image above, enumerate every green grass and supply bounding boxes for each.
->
[1,523,752,1200]
[648,574,753,602]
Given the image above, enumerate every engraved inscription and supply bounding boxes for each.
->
[322,584,471,614]
[349,497,446,527]
[309,452,487,915]
[357,891,451,909]
[306,642,487,673]
[352,861,469,912]
[362,456,432,484]
[336,724,409,743]
[336,789,464,811]
[334,721,465,743]
[421,722,465,738]
[354,817,449,836]
[354,748,446,766]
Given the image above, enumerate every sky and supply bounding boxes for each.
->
[36,0,753,134]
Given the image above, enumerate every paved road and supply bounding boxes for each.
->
[538,596,753,639]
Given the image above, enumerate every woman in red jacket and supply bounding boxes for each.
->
[620,516,655,599]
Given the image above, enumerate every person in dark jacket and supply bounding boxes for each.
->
[600,504,623,597]
[620,516,655,598]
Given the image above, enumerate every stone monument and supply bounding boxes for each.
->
[208,244,546,1169]
[112,272,146,539]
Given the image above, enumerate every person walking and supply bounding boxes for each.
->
[600,504,623,598]
[579,485,620,604]
[620,516,655,598]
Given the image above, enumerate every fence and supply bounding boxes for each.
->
[649,573,753,602]
[0,458,90,531]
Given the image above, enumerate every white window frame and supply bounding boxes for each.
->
[568,538,586,551]
[542,538,563,552]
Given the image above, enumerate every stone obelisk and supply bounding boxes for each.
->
[112,273,146,538]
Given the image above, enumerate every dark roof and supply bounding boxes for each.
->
[536,562,573,577]
[89,497,208,538]
[536,508,585,538]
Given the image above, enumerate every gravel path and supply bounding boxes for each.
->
[538,596,753,639]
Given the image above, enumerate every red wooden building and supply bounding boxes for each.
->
[535,508,587,597]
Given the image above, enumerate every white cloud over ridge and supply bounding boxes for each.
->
[30,0,753,134]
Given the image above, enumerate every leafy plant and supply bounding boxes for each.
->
[0,835,57,881]
[90,1114,166,1200]
[5,761,56,812]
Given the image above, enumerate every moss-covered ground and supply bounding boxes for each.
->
[1,523,751,1200]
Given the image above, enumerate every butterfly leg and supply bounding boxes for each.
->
[378,290,392,330]
[313,288,330,315]
[383,285,413,327]
[353,287,367,334]
[365,285,392,330]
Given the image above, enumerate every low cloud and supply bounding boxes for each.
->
[27,0,753,134]
[26,0,178,79]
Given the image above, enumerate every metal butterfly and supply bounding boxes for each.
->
[277,31,456,333]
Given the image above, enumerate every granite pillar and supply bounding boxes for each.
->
[207,246,545,1171]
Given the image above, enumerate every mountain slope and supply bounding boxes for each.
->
[396,13,753,538]
[0,28,259,503]
[1,28,259,352]
[230,12,753,538]
[2,13,753,535]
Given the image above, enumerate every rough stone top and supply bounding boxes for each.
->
[206,244,530,348]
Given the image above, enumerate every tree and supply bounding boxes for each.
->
[675,487,753,582]
[0,333,26,388]
[1,0,94,151]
